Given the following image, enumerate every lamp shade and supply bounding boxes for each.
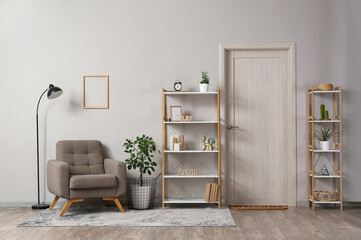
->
[47,84,63,99]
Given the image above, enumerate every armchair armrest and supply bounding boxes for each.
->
[104,159,126,196]
[47,160,70,199]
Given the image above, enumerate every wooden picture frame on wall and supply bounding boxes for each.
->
[170,106,182,122]
[83,75,109,109]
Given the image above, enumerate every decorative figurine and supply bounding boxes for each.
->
[320,104,330,120]
[200,136,215,151]
[318,165,330,175]
[177,165,200,175]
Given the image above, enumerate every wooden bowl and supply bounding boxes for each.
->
[317,84,333,91]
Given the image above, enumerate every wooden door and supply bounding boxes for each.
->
[221,46,296,206]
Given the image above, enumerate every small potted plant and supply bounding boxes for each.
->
[314,125,339,150]
[200,71,210,92]
[123,135,160,209]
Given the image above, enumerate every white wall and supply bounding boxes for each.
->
[0,0,360,205]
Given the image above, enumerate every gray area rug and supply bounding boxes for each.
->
[18,204,236,227]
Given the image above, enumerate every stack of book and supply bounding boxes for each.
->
[203,183,219,202]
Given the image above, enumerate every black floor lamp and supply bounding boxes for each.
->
[32,84,63,210]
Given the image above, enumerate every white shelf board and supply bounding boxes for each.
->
[309,120,340,123]
[163,92,218,95]
[164,174,218,178]
[164,121,218,124]
[164,199,218,204]
[309,90,340,94]
[164,150,218,153]
[309,198,341,204]
[309,149,341,153]
[309,173,341,178]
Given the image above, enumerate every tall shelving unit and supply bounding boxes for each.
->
[161,88,220,209]
[307,86,342,210]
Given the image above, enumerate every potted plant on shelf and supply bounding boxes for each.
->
[123,135,160,209]
[314,125,339,150]
[200,71,210,92]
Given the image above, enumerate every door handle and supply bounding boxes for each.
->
[227,125,239,130]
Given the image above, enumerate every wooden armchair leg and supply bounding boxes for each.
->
[59,199,84,217]
[49,196,60,210]
[103,197,125,213]
[114,198,125,213]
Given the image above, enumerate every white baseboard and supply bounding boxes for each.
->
[297,201,361,207]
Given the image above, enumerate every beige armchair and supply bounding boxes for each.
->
[47,140,126,216]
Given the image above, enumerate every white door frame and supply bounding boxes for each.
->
[219,43,297,206]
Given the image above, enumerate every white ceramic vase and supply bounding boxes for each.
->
[131,185,151,209]
[320,141,330,150]
[199,84,209,93]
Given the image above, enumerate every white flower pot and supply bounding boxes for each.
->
[320,141,330,150]
[131,185,151,209]
[199,84,209,93]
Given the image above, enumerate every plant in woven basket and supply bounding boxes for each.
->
[123,135,160,186]
[123,135,160,209]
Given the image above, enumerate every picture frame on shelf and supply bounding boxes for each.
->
[181,113,192,122]
[174,143,181,151]
[170,106,182,122]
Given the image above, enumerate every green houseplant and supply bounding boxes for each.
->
[123,135,160,209]
[200,71,210,92]
[314,125,339,150]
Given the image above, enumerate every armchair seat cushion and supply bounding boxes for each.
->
[70,174,117,190]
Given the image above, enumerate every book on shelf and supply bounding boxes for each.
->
[211,183,217,202]
[204,183,219,202]
[209,183,214,202]
[204,183,211,201]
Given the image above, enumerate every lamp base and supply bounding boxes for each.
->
[32,203,50,209]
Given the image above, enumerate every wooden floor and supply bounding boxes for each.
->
[2,207,361,239]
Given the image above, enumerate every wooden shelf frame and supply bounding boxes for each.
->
[164,199,218,204]
[164,121,218,124]
[161,88,221,209]
[164,150,219,153]
[163,92,218,95]
[164,174,218,178]
[307,86,342,210]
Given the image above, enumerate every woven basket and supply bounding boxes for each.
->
[126,176,158,209]
[317,84,333,91]
[314,191,338,201]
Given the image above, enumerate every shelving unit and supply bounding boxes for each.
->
[307,86,342,210]
[162,88,220,209]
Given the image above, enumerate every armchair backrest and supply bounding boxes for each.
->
[56,140,105,175]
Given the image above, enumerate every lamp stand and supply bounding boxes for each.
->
[32,88,50,210]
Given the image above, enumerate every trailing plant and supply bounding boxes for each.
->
[200,71,210,84]
[314,125,339,142]
[123,135,160,186]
